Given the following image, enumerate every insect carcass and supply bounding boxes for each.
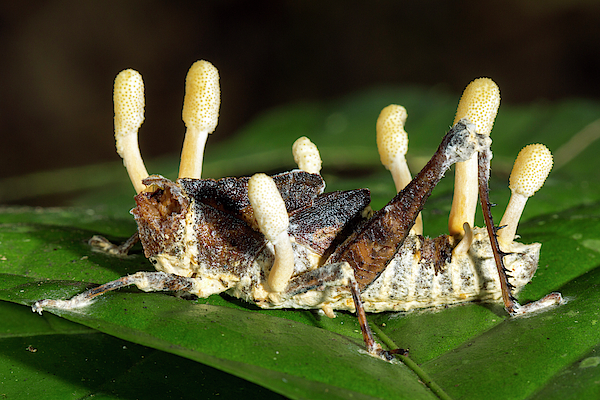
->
[33,60,563,360]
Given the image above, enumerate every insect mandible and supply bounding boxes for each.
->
[33,60,563,361]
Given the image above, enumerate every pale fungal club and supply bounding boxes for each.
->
[376,104,422,235]
[247,173,295,293]
[448,78,501,237]
[498,143,553,245]
[113,69,148,194]
[179,60,221,179]
[292,136,322,174]
[32,61,564,361]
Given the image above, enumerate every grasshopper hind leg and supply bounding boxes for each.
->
[477,149,563,316]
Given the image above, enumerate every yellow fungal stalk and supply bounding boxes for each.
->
[247,173,295,293]
[376,105,422,234]
[498,144,553,244]
[292,136,322,174]
[114,69,148,194]
[179,60,221,179]
[448,78,500,236]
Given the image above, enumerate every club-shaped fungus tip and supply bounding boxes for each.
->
[453,77,500,136]
[377,105,408,170]
[498,144,553,244]
[292,136,322,174]
[113,69,148,194]
[376,104,422,234]
[448,78,500,236]
[179,60,221,179]
[247,173,295,293]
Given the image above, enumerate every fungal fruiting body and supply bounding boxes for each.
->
[498,144,554,245]
[179,60,220,179]
[32,62,563,360]
[113,69,148,194]
[448,78,500,237]
[376,105,422,235]
[292,137,322,175]
[247,173,296,293]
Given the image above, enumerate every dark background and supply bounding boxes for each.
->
[1,1,599,193]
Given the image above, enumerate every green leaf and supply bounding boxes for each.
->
[0,300,287,399]
[2,87,600,399]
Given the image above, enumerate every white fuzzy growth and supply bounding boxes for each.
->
[292,137,322,174]
[182,60,220,134]
[32,295,96,314]
[358,228,540,312]
[247,173,289,241]
[509,144,553,197]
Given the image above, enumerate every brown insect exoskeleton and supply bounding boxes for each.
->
[33,61,563,361]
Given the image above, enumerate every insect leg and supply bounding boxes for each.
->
[88,232,140,258]
[477,149,518,312]
[350,279,408,360]
[332,119,487,290]
[32,271,194,314]
[477,149,563,315]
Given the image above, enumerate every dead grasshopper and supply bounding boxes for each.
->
[33,60,563,361]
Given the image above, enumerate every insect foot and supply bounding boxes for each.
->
[32,61,564,361]
[32,271,196,314]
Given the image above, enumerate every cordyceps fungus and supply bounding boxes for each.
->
[179,60,221,179]
[292,136,322,175]
[376,104,423,235]
[113,69,148,194]
[498,144,553,246]
[247,173,295,293]
[448,78,500,237]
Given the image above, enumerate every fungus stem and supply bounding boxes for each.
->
[448,78,500,237]
[248,173,295,293]
[498,144,553,244]
[113,69,148,194]
[376,105,422,234]
[179,60,220,179]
